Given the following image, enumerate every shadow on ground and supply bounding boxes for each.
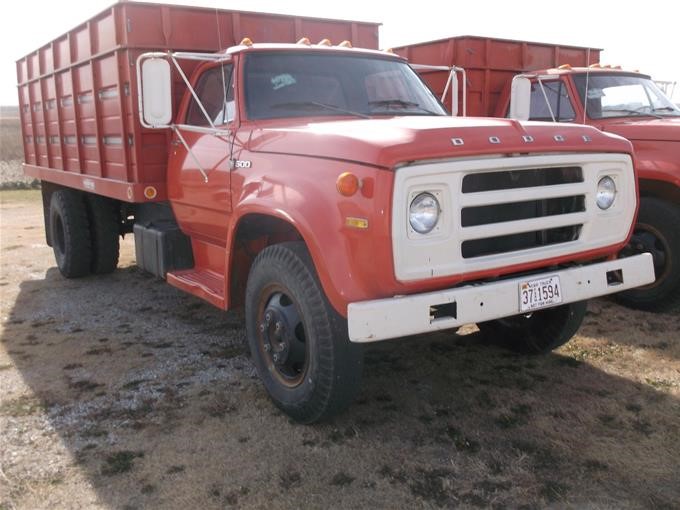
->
[2,266,679,509]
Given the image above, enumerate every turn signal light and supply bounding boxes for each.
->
[336,172,360,196]
[240,37,253,46]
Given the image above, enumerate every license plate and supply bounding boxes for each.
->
[519,275,563,312]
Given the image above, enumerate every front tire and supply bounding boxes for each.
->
[478,301,587,354]
[616,198,680,312]
[245,242,363,423]
[49,189,92,278]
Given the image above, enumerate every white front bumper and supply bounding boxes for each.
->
[347,253,654,342]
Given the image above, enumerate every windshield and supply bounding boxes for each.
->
[573,74,680,119]
[244,52,448,120]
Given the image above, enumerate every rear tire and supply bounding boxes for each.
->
[49,189,92,278]
[86,194,120,274]
[616,198,680,312]
[245,242,363,423]
[478,301,587,354]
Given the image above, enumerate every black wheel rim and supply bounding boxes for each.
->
[256,285,308,387]
[626,222,671,289]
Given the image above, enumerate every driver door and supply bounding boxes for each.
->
[168,62,236,244]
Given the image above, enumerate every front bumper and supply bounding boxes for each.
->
[347,253,654,342]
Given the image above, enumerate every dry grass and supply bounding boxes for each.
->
[0,117,23,161]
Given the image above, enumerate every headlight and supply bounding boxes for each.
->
[409,192,440,233]
[596,176,617,210]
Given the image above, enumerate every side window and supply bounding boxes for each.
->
[529,81,575,122]
[186,64,235,126]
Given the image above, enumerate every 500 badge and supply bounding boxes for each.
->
[233,160,252,169]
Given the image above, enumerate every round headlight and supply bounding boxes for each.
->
[596,176,617,210]
[409,192,440,234]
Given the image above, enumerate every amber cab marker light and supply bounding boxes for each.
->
[558,64,572,70]
[338,40,352,48]
[240,37,253,46]
[144,186,157,200]
[336,172,360,196]
[297,37,311,45]
[318,38,332,46]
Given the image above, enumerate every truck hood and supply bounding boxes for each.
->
[600,117,680,143]
[247,116,629,168]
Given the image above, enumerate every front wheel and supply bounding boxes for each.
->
[245,242,363,423]
[477,301,587,354]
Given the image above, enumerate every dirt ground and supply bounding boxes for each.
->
[0,189,679,510]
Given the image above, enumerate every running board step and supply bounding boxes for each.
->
[167,268,225,309]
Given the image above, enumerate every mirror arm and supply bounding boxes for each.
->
[169,54,216,129]
[172,125,209,183]
[536,77,556,123]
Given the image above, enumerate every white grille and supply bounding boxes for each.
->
[392,153,635,282]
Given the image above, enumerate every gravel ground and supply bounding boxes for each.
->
[1,189,679,509]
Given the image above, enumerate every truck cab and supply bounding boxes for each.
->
[501,67,680,311]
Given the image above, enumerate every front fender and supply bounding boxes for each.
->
[632,140,680,189]
[228,152,396,316]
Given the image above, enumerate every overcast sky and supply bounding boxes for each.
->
[1,0,679,106]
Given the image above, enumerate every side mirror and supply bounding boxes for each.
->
[509,76,532,121]
[138,56,172,128]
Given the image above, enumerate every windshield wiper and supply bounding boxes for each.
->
[603,108,663,119]
[652,106,680,115]
[368,99,440,115]
[270,101,370,119]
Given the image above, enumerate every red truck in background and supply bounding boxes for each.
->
[17,2,655,423]
[395,35,680,312]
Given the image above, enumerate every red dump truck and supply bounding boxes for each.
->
[395,35,680,312]
[17,3,655,422]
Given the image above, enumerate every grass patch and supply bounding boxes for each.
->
[0,395,44,417]
[330,472,355,486]
[69,380,104,392]
[645,378,674,390]
[279,470,302,490]
[0,117,22,159]
[445,426,481,453]
[122,379,151,391]
[101,450,144,476]
[540,480,569,502]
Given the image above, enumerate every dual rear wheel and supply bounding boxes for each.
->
[48,189,120,278]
